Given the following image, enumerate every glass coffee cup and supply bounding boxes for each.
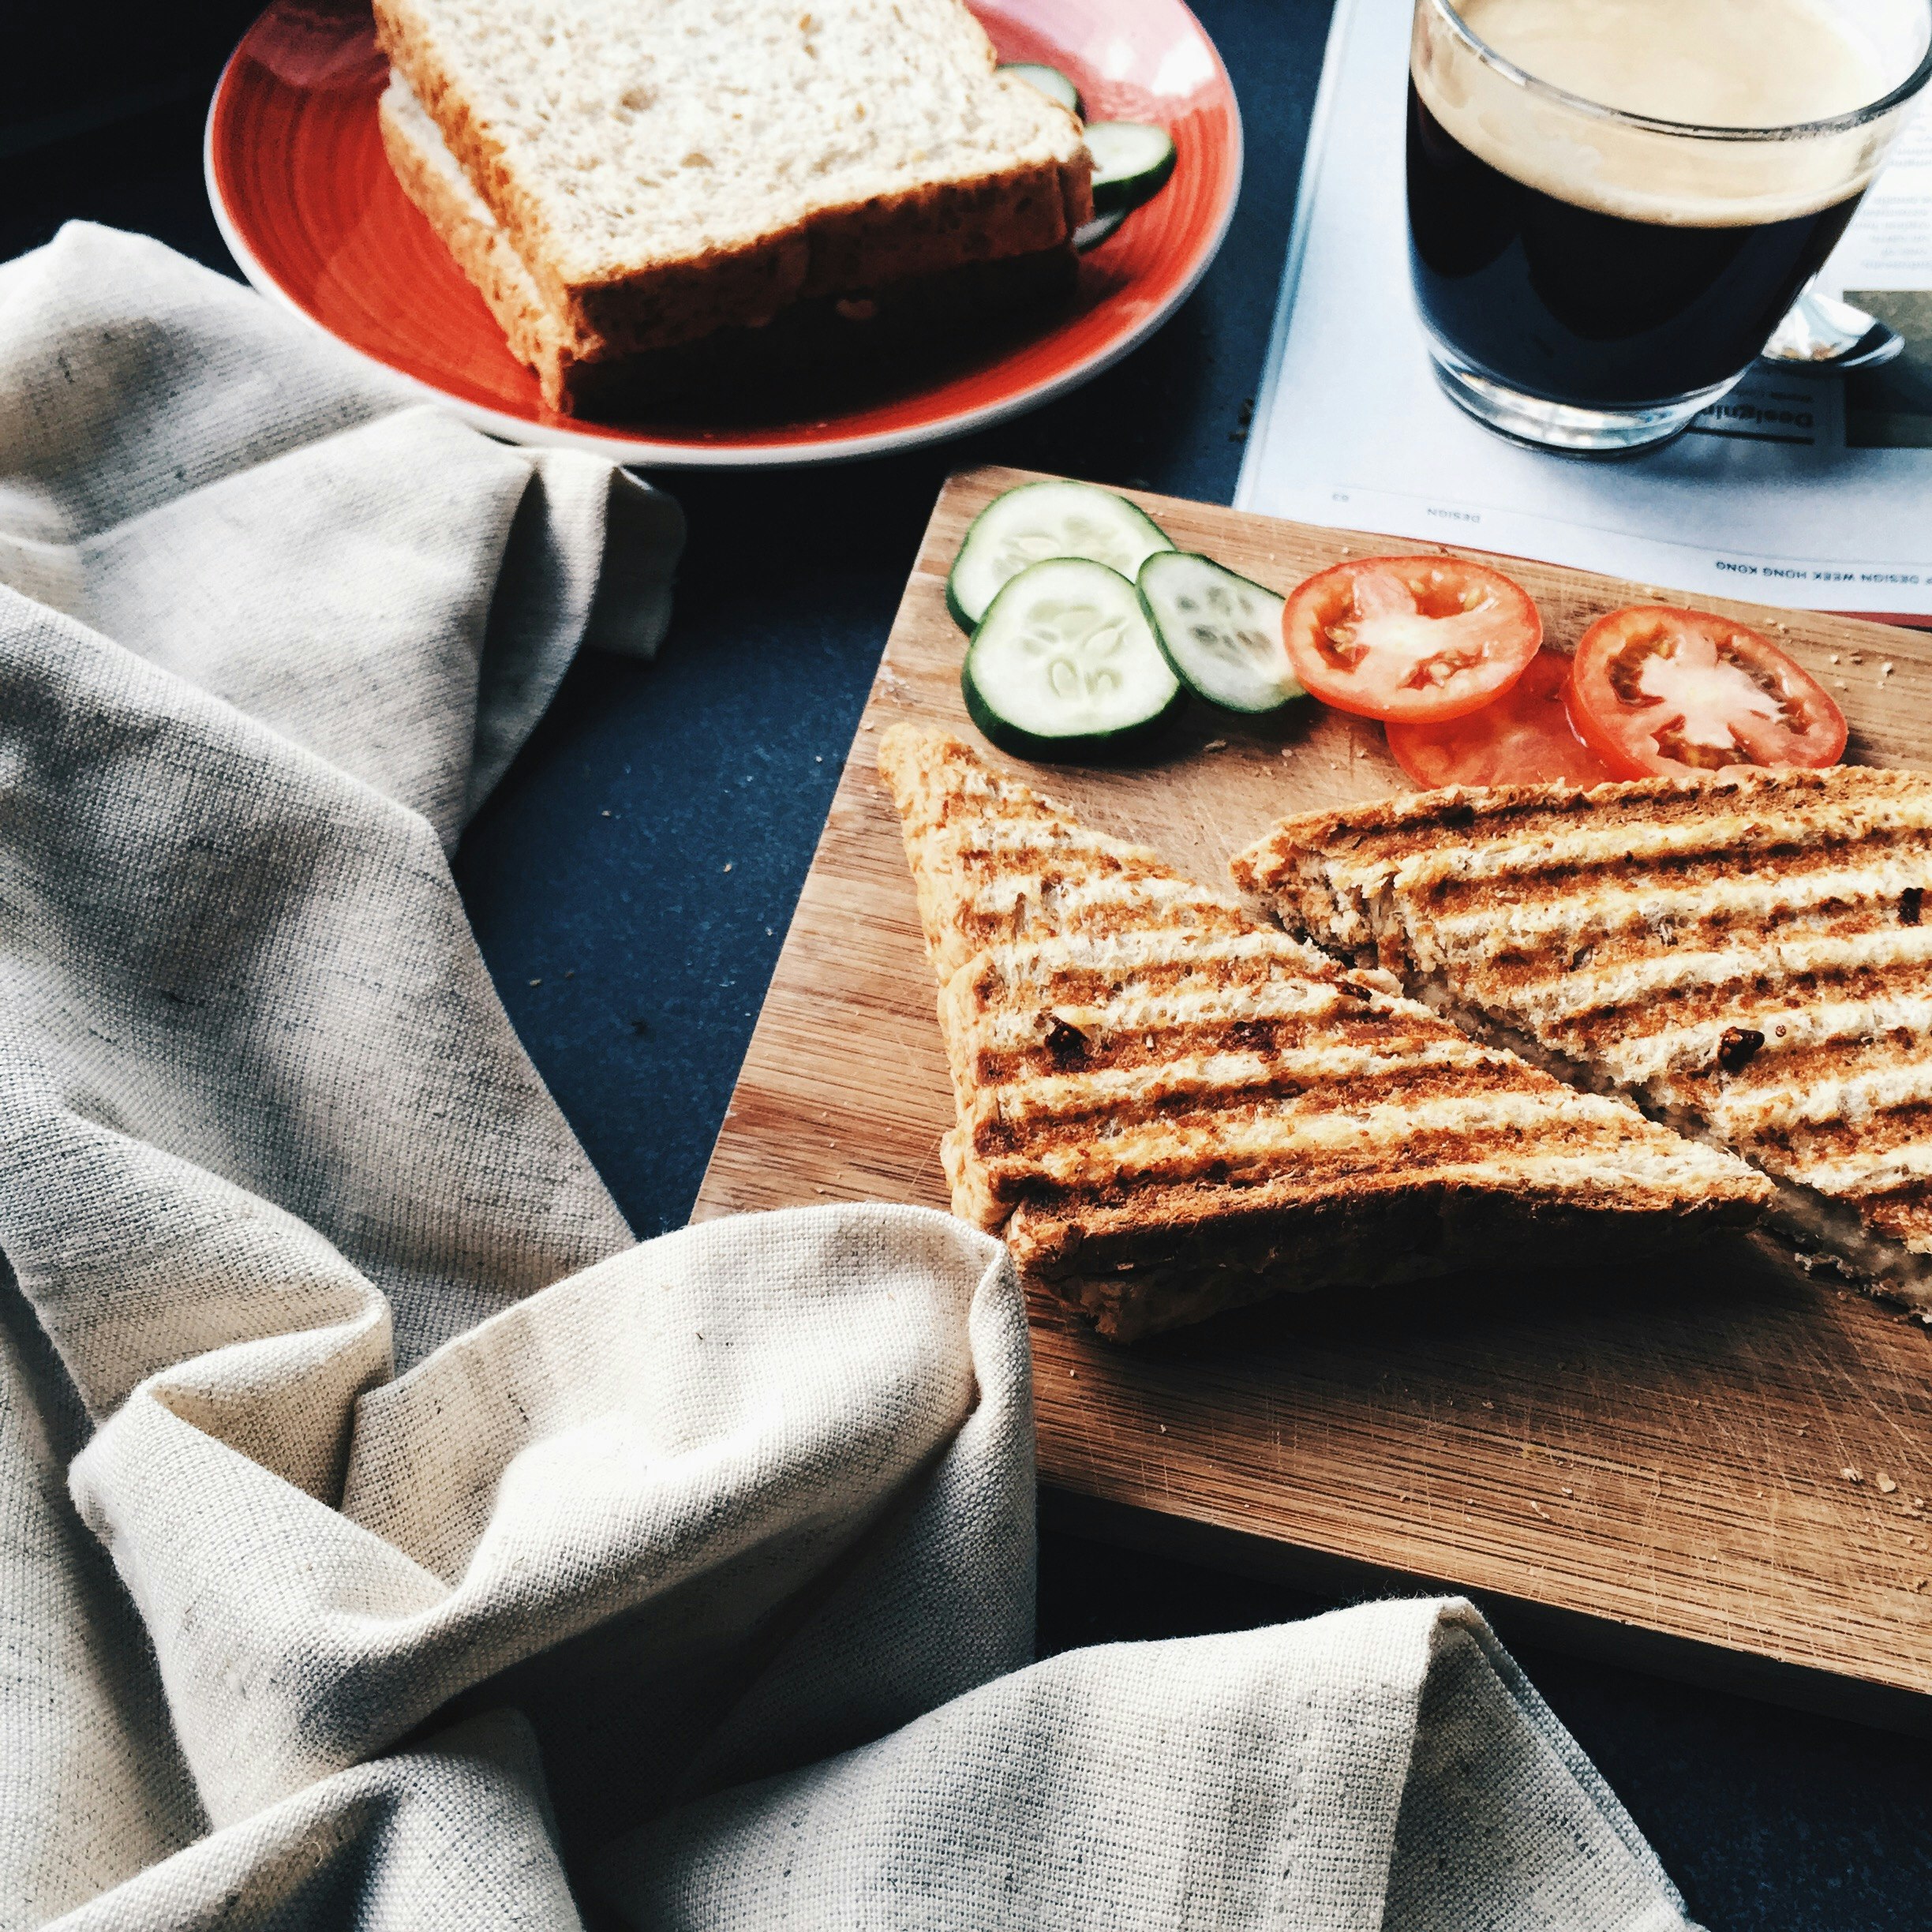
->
[1406,0,1932,454]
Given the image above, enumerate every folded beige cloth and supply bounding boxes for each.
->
[0,227,1697,1932]
[0,223,683,848]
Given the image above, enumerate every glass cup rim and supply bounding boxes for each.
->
[1421,0,1932,141]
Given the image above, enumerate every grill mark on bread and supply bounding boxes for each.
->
[1238,764,1932,1309]
[969,1043,1550,1149]
[1007,1134,1743,1230]
[1419,864,1932,957]
[968,927,1337,991]
[967,951,1354,1025]
[1749,1098,1932,1169]
[1235,764,1932,864]
[958,888,1247,947]
[883,725,1768,1339]
[1492,960,1932,1057]
[968,1008,1495,1086]
[1702,1032,1932,1110]
[1455,920,1932,998]
[1375,825,1929,894]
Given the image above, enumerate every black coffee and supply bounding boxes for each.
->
[1406,84,1864,408]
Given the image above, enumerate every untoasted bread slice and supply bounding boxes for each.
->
[373,0,1091,361]
[380,77,586,396]
[1234,766,1932,1307]
[882,728,1768,1339]
[380,72,1080,414]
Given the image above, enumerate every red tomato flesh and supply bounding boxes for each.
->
[1386,650,1614,789]
[1281,556,1543,724]
[1566,605,1848,780]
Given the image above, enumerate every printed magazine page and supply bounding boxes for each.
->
[1237,0,1932,618]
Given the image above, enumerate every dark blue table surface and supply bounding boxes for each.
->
[11,2,1932,1923]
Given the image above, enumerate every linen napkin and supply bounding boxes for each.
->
[0,224,1698,1932]
[0,222,683,848]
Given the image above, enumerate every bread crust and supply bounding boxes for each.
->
[378,82,586,399]
[383,77,1079,413]
[373,0,1093,358]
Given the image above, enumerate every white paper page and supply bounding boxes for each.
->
[1824,106,1932,292]
[1237,0,1932,616]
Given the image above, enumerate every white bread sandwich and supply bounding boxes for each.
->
[880,726,1769,1340]
[1234,766,1932,1310]
[373,0,1094,413]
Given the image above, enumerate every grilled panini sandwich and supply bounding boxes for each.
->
[880,726,1768,1340]
[1234,766,1932,1308]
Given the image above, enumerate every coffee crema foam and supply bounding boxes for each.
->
[1413,0,1923,226]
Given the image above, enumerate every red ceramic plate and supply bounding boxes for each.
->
[205,0,1241,466]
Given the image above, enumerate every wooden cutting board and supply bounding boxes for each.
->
[695,463,1932,1728]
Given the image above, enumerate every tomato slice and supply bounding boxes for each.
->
[1385,650,1614,788]
[1280,556,1543,723]
[1566,605,1848,780]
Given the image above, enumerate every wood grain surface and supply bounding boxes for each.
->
[695,463,1932,1720]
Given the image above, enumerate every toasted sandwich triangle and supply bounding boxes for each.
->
[880,726,1768,1339]
[1234,766,1932,1310]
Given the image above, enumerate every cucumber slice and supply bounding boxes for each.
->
[947,479,1174,631]
[1138,551,1303,715]
[1086,121,1178,215]
[1073,209,1128,252]
[998,61,1082,117]
[963,558,1184,759]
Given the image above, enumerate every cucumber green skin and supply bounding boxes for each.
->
[945,572,977,633]
[1075,209,1129,252]
[1089,130,1177,215]
[961,661,1188,765]
[1137,554,1303,716]
[944,480,1174,632]
[998,61,1083,117]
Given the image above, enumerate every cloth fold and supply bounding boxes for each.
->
[0,226,1698,1932]
[72,1205,1029,1839]
[0,223,684,846]
[600,1598,1693,1932]
[47,1711,582,1932]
